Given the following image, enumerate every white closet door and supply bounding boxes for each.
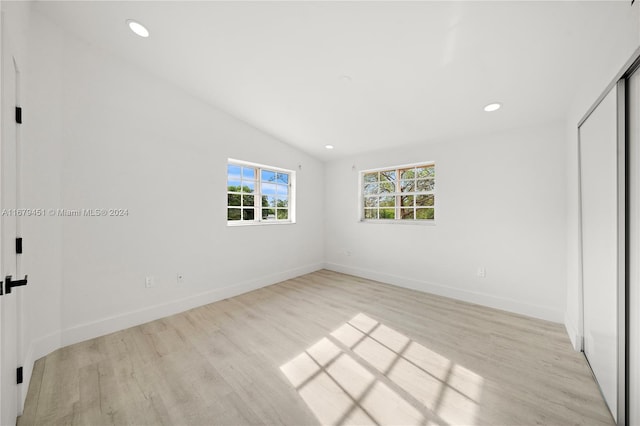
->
[579,85,618,420]
[628,69,640,426]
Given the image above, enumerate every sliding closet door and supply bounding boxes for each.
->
[628,69,639,426]
[579,84,621,421]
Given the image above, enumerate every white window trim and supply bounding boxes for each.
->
[358,161,436,225]
[227,158,296,226]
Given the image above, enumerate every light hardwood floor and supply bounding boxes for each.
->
[19,270,613,426]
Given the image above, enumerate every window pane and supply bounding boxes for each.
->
[277,209,288,220]
[243,208,255,220]
[364,209,378,219]
[417,166,434,178]
[401,208,415,220]
[379,196,395,207]
[262,183,277,195]
[364,183,379,195]
[261,169,276,182]
[401,195,414,207]
[228,165,241,180]
[364,172,378,183]
[262,208,275,220]
[416,179,435,191]
[228,194,241,207]
[400,180,414,192]
[416,208,435,220]
[379,182,394,193]
[276,173,289,184]
[416,194,434,207]
[228,208,241,220]
[361,163,434,222]
[241,182,255,193]
[364,197,378,208]
[400,168,415,179]
[379,208,395,219]
[276,197,289,208]
[242,194,254,206]
[242,167,255,180]
[228,162,294,224]
[380,171,396,182]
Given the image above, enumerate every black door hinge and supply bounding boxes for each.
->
[16,237,22,254]
[17,367,23,384]
[15,106,22,124]
[4,275,28,294]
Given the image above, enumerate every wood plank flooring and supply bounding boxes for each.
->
[18,270,614,425]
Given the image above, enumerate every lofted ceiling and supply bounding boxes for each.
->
[34,1,635,160]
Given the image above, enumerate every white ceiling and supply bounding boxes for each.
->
[34,1,634,160]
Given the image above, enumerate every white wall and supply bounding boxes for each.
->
[52,13,325,344]
[20,8,66,408]
[324,123,567,322]
[7,4,324,409]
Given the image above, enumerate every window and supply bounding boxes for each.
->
[227,159,295,225]
[361,163,435,222]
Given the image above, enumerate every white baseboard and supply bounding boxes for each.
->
[19,261,566,413]
[18,262,323,410]
[324,262,564,323]
[564,312,582,352]
[61,263,324,347]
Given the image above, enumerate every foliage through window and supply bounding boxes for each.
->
[362,163,435,221]
[227,160,294,224]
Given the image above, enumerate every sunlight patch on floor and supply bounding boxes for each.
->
[280,313,484,426]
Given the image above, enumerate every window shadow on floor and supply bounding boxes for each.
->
[280,313,484,426]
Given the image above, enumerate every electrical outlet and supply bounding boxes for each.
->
[477,267,486,278]
[145,276,155,288]
[177,273,184,285]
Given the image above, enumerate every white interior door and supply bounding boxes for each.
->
[0,15,21,426]
[579,85,620,421]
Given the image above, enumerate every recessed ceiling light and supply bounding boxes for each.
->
[325,145,335,150]
[126,20,149,38]
[340,75,352,83]
[484,102,502,112]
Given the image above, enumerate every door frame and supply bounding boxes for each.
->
[13,49,25,419]
[627,62,640,426]
[0,10,4,426]
[0,10,26,423]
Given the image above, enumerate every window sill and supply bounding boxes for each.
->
[359,219,436,226]
[227,220,296,227]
